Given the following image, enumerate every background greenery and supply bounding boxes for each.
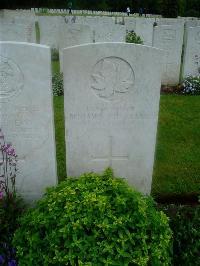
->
[1,0,200,18]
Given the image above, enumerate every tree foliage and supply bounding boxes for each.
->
[0,0,199,17]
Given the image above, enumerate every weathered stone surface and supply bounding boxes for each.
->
[153,24,184,85]
[0,10,36,42]
[59,20,93,71]
[124,17,136,32]
[71,16,126,43]
[0,42,57,202]
[183,26,200,78]
[63,43,163,195]
[135,18,154,46]
[38,16,62,48]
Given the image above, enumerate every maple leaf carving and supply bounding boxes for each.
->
[91,58,134,100]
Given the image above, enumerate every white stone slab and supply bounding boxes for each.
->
[135,18,154,46]
[153,24,184,85]
[63,43,163,195]
[0,10,36,43]
[38,16,62,48]
[72,16,126,43]
[59,21,93,72]
[0,21,36,43]
[182,26,200,78]
[94,23,126,43]
[124,17,136,32]
[0,42,57,202]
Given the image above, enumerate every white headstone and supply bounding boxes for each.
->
[74,16,126,43]
[135,18,154,46]
[38,16,62,48]
[153,24,184,85]
[183,26,200,78]
[0,21,36,43]
[0,42,57,202]
[63,43,163,194]
[59,20,93,71]
[124,17,136,32]
[0,10,36,43]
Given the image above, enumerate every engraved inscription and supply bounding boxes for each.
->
[0,56,24,100]
[91,57,135,101]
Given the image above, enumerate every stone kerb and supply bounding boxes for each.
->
[63,42,163,195]
[0,42,57,202]
[153,24,184,85]
[182,26,200,78]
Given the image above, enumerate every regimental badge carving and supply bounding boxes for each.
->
[91,57,135,101]
[0,56,24,100]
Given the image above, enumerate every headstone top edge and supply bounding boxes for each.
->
[0,41,51,50]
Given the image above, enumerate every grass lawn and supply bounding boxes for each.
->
[152,95,200,200]
[53,94,200,199]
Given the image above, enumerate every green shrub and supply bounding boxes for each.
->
[52,72,63,96]
[181,75,200,95]
[126,30,143,44]
[13,169,172,265]
[161,203,200,266]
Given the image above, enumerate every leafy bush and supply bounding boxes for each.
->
[181,75,200,95]
[52,72,63,96]
[13,169,172,266]
[126,30,143,44]
[160,203,200,266]
[51,48,59,61]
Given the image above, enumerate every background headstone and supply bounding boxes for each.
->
[0,42,57,202]
[38,16,62,48]
[0,10,36,43]
[63,43,163,195]
[135,18,154,46]
[182,26,200,78]
[59,20,93,71]
[153,24,184,85]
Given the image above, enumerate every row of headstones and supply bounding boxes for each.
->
[31,8,161,17]
[0,41,163,203]
[37,15,200,84]
[0,10,200,83]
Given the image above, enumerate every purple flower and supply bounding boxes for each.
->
[8,260,17,266]
[0,255,5,264]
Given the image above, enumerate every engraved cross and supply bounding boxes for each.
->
[92,136,129,167]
